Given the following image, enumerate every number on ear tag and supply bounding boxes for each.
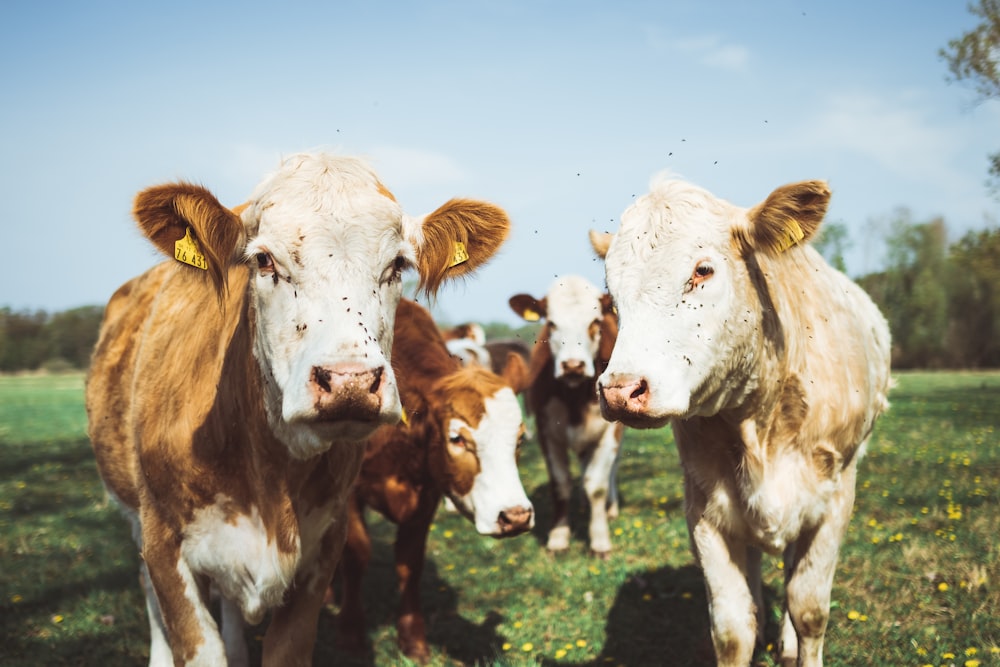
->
[449,241,470,268]
[174,227,208,270]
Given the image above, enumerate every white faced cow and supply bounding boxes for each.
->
[510,274,623,557]
[86,153,510,667]
[591,177,891,666]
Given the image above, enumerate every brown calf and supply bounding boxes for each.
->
[337,299,533,662]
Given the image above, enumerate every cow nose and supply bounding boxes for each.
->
[497,505,534,536]
[561,359,587,376]
[599,375,649,419]
[309,363,384,421]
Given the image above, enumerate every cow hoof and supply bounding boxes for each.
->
[546,526,571,552]
[590,548,611,560]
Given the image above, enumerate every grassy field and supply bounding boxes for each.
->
[0,371,997,666]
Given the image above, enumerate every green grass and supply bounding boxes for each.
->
[0,371,997,666]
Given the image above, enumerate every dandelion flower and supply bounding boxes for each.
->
[555,649,567,659]
[522,642,534,652]
[938,582,949,592]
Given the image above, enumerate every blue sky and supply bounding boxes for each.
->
[2,0,997,326]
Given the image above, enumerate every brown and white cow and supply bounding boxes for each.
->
[336,298,532,662]
[509,275,623,557]
[591,177,891,667]
[85,153,510,667]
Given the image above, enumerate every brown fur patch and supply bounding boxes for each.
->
[736,180,830,257]
[133,183,246,298]
[416,199,510,296]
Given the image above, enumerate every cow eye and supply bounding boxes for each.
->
[255,252,274,273]
[381,254,409,285]
[690,262,714,288]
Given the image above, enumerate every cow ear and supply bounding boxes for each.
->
[509,294,546,322]
[599,293,616,316]
[500,351,530,394]
[589,229,613,259]
[133,183,245,295]
[411,198,511,296]
[739,180,830,256]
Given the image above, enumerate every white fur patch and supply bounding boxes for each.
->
[182,496,300,624]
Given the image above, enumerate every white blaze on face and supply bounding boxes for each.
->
[600,177,753,423]
[241,155,411,456]
[447,387,533,536]
[545,276,604,382]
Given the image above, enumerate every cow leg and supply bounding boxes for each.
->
[263,518,346,667]
[393,492,439,663]
[141,525,226,666]
[782,464,857,667]
[606,445,622,520]
[220,595,249,667]
[138,561,173,667]
[581,429,620,557]
[778,543,799,667]
[686,482,756,667]
[336,496,371,654]
[539,431,573,552]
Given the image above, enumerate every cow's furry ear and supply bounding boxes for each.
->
[737,180,830,256]
[500,351,530,394]
[509,294,546,322]
[413,198,511,296]
[589,229,612,259]
[133,183,245,296]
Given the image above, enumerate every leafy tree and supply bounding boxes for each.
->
[0,308,50,371]
[946,227,1000,366]
[46,305,104,369]
[940,0,1000,194]
[861,211,950,368]
[813,219,851,273]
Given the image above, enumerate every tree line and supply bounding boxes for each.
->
[1,212,998,373]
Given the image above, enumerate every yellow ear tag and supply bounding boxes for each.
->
[449,241,470,268]
[400,407,409,426]
[775,218,805,253]
[522,308,541,322]
[174,227,208,270]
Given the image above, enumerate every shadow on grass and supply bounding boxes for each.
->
[308,527,513,666]
[0,437,97,482]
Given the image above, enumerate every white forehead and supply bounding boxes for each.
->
[242,153,404,246]
[617,175,740,257]
[545,275,602,324]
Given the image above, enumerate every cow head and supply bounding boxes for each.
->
[592,177,830,427]
[132,152,510,457]
[432,357,534,537]
[510,275,616,388]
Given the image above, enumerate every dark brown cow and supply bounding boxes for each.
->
[337,299,533,662]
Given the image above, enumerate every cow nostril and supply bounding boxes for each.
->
[368,366,383,394]
[629,379,647,400]
[311,366,333,393]
[498,506,533,531]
